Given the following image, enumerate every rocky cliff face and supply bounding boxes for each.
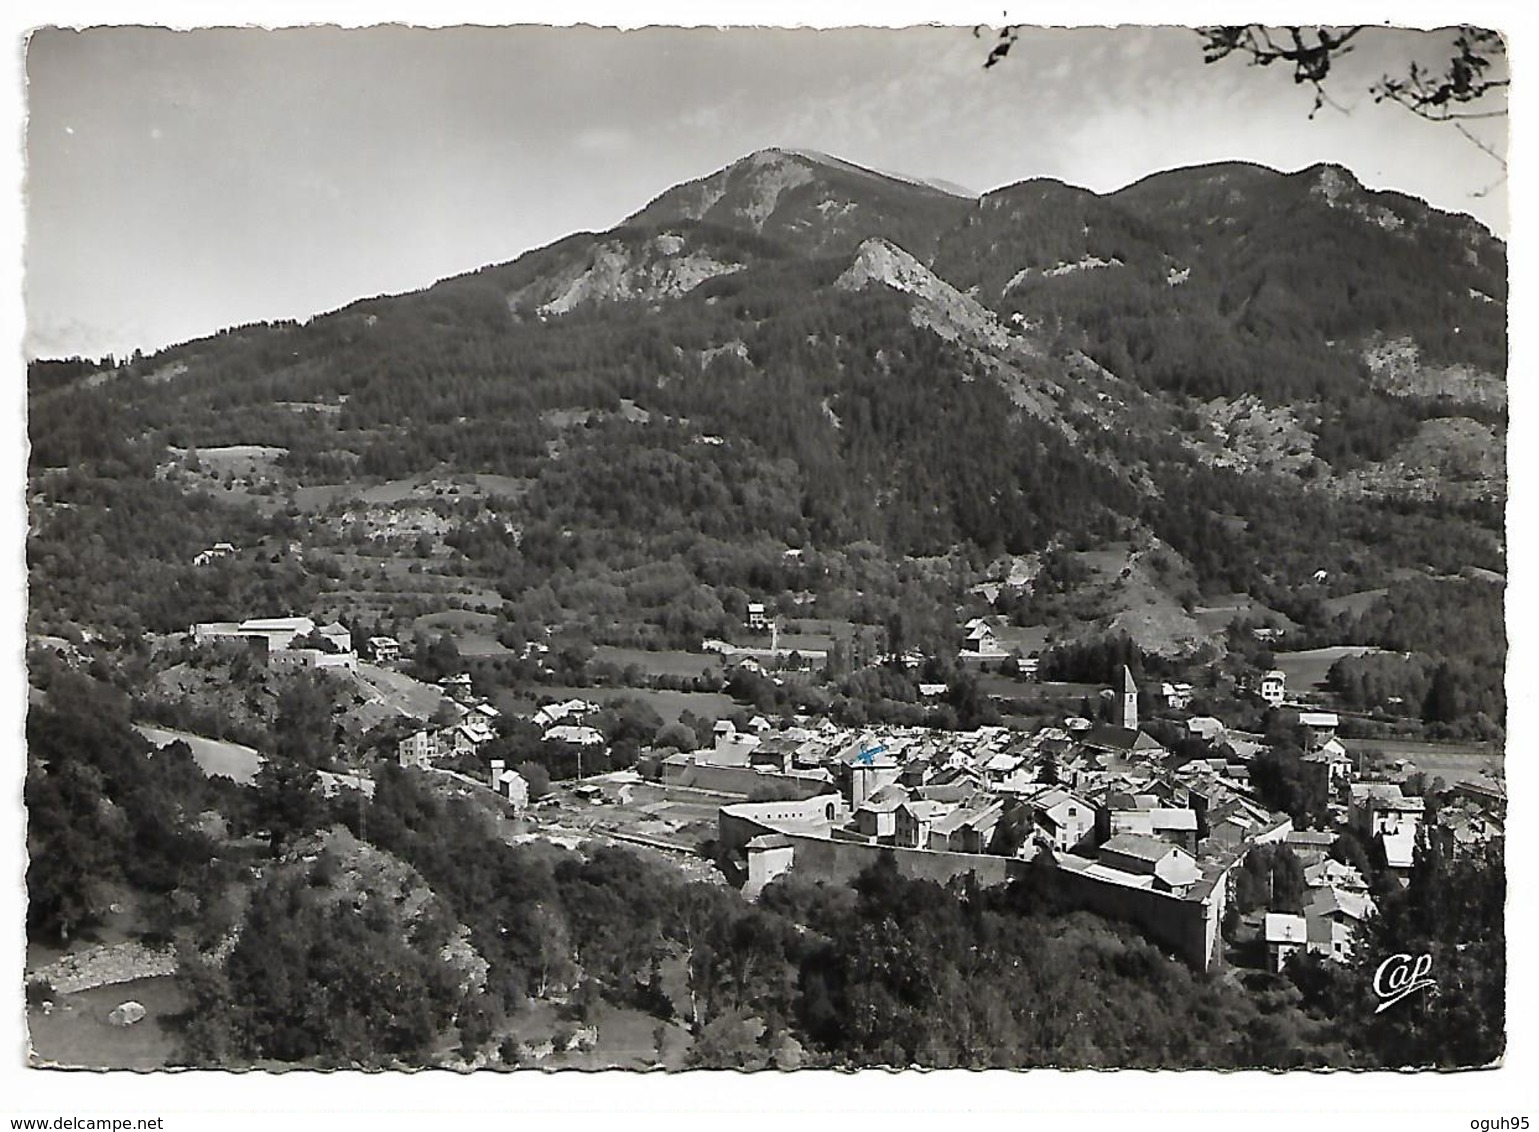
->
[1362,335,1506,408]
[523,232,745,316]
[837,237,1015,354]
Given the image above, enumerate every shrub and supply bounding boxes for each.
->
[26,978,56,1007]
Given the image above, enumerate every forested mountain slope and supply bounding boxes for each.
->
[28,149,1506,647]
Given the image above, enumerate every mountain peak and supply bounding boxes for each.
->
[1307,162,1362,201]
[780,148,977,199]
[624,147,974,258]
[624,148,815,233]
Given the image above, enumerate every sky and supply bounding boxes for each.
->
[21,17,1512,361]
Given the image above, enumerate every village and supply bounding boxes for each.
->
[237,595,1502,980]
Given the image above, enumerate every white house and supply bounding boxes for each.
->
[1186,715,1226,743]
[1304,857,1369,895]
[1258,670,1286,708]
[854,784,908,841]
[193,615,315,652]
[369,636,402,664]
[1096,834,1202,890]
[694,719,762,767]
[440,673,475,702]
[1162,682,1195,710]
[1025,787,1097,853]
[545,724,605,747]
[316,621,353,654]
[1265,913,1308,972]
[1349,783,1425,839]
[1381,828,1419,871]
[533,698,599,729]
[894,798,951,849]
[489,760,530,812]
[961,617,1004,657]
[1273,888,1377,966]
[1299,711,1340,750]
[193,542,237,567]
[1107,805,1200,854]
[928,798,1005,853]
[450,718,497,755]
[398,729,440,770]
[268,647,359,673]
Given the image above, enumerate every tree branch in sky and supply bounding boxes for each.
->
[978,24,1507,175]
[979,24,1507,127]
[1194,24,1507,130]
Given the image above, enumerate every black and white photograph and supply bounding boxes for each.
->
[8,1,1527,1117]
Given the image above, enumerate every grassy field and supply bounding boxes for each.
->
[291,483,354,512]
[469,474,532,498]
[995,625,1051,654]
[27,975,187,1069]
[410,609,516,657]
[354,475,527,506]
[1322,588,1389,619]
[189,444,287,476]
[576,1005,690,1069]
[774,631,836,652]
[975,672,1041,698]
[354,662,448,720]
[293,474,529,514]
[593,646,719,678]
[357,477,433,504]
[457,634,516,658]
[1274,646,1387,691]
[530,686,738,725]
[325,557,503,617]
[1190,593,1292,635]
[992,681,1104,708]
[1343,737,1503,787]
[135,725,263,784]
[776,618,862,652]
[1074,543,1136,579]
[414,609,500,633]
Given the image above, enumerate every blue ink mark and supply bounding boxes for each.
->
[856,744,886,765]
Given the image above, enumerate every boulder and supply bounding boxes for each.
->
[107,1001,146,1027]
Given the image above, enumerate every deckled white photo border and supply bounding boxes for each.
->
[3,1,1530,1127]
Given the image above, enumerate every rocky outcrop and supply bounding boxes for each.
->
[535,234,742,316]
[1361,335,1505,408]
[29,942,178,995]
[835,237,1014,354]
[1340,416,1505,503]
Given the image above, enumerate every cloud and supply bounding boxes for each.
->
[571,126,636,155]
[24,312,147,361]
